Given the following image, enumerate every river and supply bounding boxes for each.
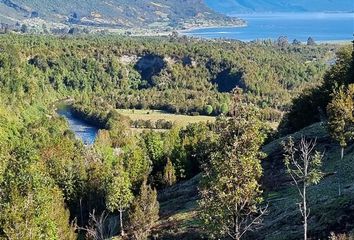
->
[57,105,99,145]
[183,12,354,42]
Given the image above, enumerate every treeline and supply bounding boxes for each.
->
[0,34,334,121]
[132,119,173,130]
[70,102,174,130]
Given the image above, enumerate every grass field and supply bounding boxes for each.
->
[117,109,216,127]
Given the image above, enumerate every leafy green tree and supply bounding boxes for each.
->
[204,105,213,115]
[0,139,76,240]
[220,103,229,114]
[280,45,354,134]
[327,85,354,160]
[128,179,159,240]
[282,137,323,240]
[177,122,217,179]
[142,131,165,185]
[199,91,267,240]
[163,158,176,186]
[122,141,151,187]
[106,166,133,236]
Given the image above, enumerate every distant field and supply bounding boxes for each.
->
[117,109,216,127]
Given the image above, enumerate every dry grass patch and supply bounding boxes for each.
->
[117,109,216,127]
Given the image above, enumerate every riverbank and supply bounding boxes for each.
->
[57,104,99,145]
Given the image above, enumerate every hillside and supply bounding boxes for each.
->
[156,122,354,239]
[205,0,354,14]
[0,34,351,240]
[0,0,243,30]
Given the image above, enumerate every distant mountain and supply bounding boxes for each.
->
[0,0,242,29]
[205,0,354,14]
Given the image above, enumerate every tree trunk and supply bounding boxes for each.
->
[80,198,83,225]
[234,205,240,240]
[303,184,307,240]
[119,209,125,236]
[338,176,342,196]
[339,147,343,196]
[303,157,308,240]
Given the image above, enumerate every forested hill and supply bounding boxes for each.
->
[0,0,242,29]
[205,0,354,14]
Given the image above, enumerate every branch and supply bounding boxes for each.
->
[239,203,269,239]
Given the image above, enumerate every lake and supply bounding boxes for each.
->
[57,105,99,145]
[183,13,354,42]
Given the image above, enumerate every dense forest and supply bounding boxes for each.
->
[0,34,352,240]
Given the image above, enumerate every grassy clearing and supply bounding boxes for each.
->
[117,109,216,127]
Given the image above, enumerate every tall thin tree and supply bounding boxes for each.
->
[282,137,323,240]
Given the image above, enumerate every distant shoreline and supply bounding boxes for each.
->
[177,23,247,34]
[177,12,353,43]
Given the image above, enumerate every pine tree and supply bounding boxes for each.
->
[128,179,159,240]
[163,158,176,186]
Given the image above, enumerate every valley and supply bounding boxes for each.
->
[0,21,353,240]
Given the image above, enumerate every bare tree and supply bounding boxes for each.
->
[282,137,324,240]
[77,210,118,240]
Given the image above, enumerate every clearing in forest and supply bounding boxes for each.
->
[117,109,216,127]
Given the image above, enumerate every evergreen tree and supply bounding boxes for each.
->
[128,179,159,240]
[163,158,176,186]
[307,37,316,46]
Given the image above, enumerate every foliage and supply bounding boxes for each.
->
[327,85,354,159]
[163,158,177,187]
[0,34,341,239]
[0,35,333,120]
[105,165,134,236]
[280,44,354,134]
[128,180,159,240]
[0,136,77,240]
[199,91,267,240]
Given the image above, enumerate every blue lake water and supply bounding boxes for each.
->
[57,106,99,145]
[183,13,354,42]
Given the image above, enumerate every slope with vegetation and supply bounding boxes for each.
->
[0,0,243,31]
[0,33,351,240]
